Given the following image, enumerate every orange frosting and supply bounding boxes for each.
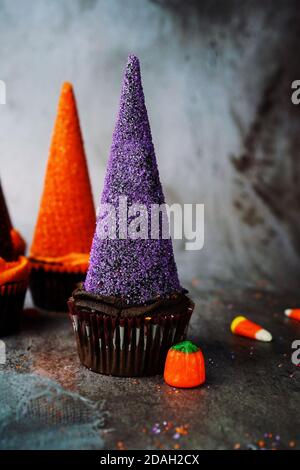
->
[30,82,96,259]
[30,252,89,274]
[0,256,30,285]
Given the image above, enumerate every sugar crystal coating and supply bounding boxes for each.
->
[85,55,182,304]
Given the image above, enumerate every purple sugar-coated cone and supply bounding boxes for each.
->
[85,54,182,304]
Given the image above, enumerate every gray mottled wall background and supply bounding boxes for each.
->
[0,0,299,291]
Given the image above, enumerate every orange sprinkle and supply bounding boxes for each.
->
[175,425,188,436]
[30,82,95,259]
[155,440,164,449]
[116,441,127,450]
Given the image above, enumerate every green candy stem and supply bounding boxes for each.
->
[171,340,199,354]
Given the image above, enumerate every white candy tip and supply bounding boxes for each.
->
[255,329,272,342]
[284,309,292,317]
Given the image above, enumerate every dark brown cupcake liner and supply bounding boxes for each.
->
[30,266,86,312]
[0,281,27,336]
[68,299,194,376]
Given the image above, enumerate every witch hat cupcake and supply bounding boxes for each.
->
[29,82,96,311]
[0,187,29,336]
[68,55,194,376]
[0,182,26,257]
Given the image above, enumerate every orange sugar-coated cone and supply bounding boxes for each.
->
[164,341,205,388]
[231,316,272,342]
[30,82,95,259]
[285,309,300,322]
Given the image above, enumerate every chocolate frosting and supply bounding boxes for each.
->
[71,285,194,318]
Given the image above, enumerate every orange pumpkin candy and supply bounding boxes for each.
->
[164,340,205,388]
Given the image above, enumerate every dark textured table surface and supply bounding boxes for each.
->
[2,279,300,450]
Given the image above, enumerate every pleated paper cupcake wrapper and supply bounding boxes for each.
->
[68,299,194,377]
[30,267,86,312]
[0,281,27,336]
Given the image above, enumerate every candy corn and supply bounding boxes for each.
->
[285,309,300,322]
[231,316,272,342]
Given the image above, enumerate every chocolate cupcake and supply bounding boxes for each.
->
[29,83,96,311]
[68,55,194,376]
[0,190,29,336]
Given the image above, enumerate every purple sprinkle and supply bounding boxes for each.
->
[84,54,182,304]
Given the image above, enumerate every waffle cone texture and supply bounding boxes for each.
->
[30,82,95,311]
[30,82,95,259]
